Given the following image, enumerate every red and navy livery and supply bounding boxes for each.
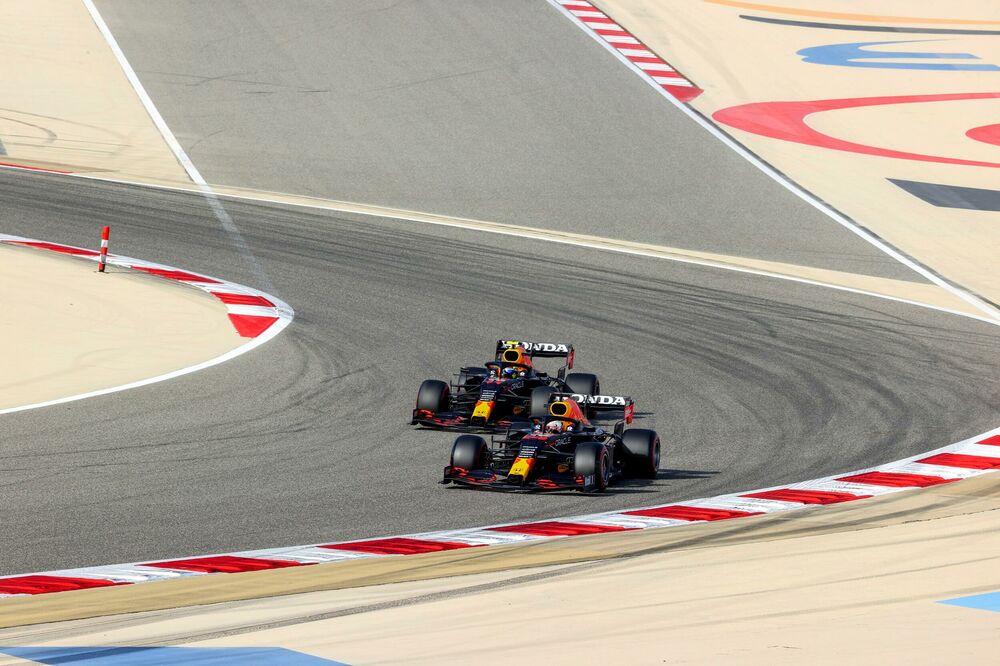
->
[412,339,608,432]
[442,395,660,493]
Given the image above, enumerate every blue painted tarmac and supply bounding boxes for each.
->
[939,591,1000,613]
[0,646,349,665]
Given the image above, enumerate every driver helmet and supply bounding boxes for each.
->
[502,367,518,379]
[545,420,565,434]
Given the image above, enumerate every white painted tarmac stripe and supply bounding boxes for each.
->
[81,0,277,296]
[80,0,200,184]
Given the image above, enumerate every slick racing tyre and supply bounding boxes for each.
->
[621,428,660,479]
[565,372,599,416]
[574,441,610,492]
[416,379,450,412]
[451,435,489,470]
[530,386,556,419]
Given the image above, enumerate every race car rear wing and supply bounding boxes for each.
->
[496,340,575,368]
[552,392,635,424]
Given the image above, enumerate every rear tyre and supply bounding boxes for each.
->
[451,435,489,470]
[529,386,557,419]
[565,372,599,396]
[621,429,660,479]
[574,441,610,492]
[416,379,450,412]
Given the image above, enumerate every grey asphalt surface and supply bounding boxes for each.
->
[1,169,997,575]
[94,0,918,280]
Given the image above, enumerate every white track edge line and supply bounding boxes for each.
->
[81,0,205,185]
[544,0,1000,323]
[83,0,278,296]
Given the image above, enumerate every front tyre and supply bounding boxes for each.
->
[621,429,660,479]
[416,379,450,413]
[574,441,610,492]
[529,386,556,418]
[565,372,599,396]
[451,435,489,470]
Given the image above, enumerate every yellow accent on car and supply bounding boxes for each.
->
[508,457,534,479]
[472,400,494,421]
[549,400,571,417]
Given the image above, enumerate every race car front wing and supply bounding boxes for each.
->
[442,465,592,492]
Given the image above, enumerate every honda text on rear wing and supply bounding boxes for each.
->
[552,392,635,424]
[496,340,575,366]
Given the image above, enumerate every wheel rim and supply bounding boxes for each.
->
[653,439,661,470]
[601,451,610,485]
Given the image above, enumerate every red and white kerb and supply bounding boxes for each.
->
[0,234,292,340]
[1,427,996,598]
[556,1,703,103]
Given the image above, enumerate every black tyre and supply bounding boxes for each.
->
[529,386,557,418]
[416,379,450,412]
[621,429,660,479]
[565,372,599,395]
[451,435,489,470]
[574,441,610,492]
[565,372,599,416]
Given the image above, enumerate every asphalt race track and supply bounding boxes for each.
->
[94,0,918,279]
[1,169,998,575]
[2,0,999,577]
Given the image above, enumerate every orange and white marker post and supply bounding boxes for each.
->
[98,226,110,272]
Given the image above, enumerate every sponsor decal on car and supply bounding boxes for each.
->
[558,393,630,407]
[500,340,572,354]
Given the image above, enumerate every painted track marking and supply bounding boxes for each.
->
[545,0,1000,322]
[82,0,276,295]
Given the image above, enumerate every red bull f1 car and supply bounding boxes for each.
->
[442,394,659,492]
[412,340,632,432]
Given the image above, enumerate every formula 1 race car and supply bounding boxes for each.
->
[442,394,659,492]
[411,340,631,432]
